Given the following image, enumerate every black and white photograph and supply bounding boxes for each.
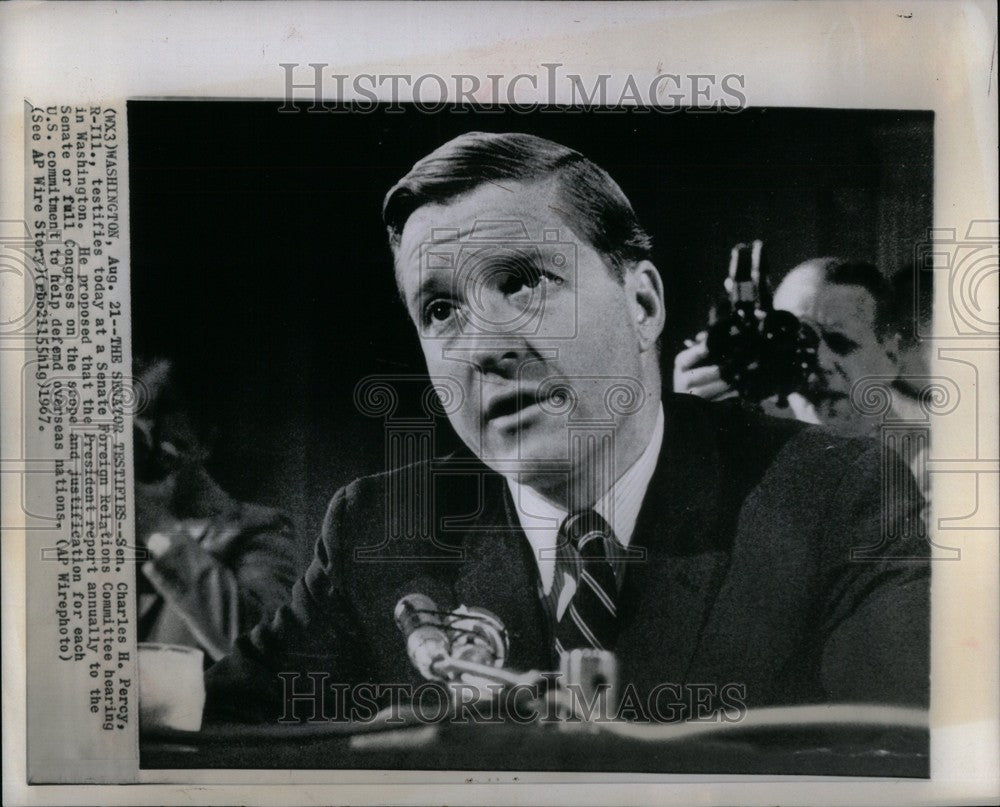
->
[2,3,997,806]
[128,101,933,774]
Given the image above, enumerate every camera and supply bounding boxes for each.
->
[705,241,820,407]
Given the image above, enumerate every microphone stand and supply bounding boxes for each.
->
[430,656,546,690]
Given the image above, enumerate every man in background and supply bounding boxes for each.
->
[674,257,924,436]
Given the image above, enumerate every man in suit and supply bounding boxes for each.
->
[205,132,929,722]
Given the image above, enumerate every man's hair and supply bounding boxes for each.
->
[783,257,894,339]
[382,131,652,281]
[823,259,894,339]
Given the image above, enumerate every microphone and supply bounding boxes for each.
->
[447,606,508,668]
[394,593,450,681]
[396,594,542,692]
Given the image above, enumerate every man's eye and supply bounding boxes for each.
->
[496,265,538,296]
[497,266,562,296]
[822,332,859,356]
[424,299,456,324]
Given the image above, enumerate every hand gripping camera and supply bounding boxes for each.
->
[705,241,820,408]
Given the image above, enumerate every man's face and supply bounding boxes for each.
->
[395,180,658,496]
[774,267,897,435]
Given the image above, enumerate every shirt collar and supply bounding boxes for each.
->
[505,405,665,592]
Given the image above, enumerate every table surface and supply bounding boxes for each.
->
[142,718,929,777]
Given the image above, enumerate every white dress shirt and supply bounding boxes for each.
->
[505,406,665,619]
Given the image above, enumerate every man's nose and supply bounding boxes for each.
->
[447,289,541,374]
[463,338,531,378]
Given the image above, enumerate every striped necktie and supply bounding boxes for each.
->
[552,509,620,656]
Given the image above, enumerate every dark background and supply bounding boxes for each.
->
[127,102,932,546]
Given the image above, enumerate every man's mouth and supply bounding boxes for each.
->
[483,388,550,425]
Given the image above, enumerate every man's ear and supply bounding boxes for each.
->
[882,330,902,365]
[626,260,666,352]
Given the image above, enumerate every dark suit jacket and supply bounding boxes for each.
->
[206,394,929,720]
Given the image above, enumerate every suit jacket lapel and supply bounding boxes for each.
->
[451,466,553,672]
[616,395,731,688]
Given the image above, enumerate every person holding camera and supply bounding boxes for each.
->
[674,257,910,438]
